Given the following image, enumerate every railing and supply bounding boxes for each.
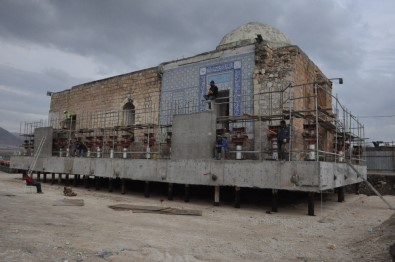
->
[17,84,366,164]
[364,142,395,172]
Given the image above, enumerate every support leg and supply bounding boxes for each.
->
[144,181,150,198]
[43,173,47,183]
[308,192,315,216]
[271,189,278,212]
[73,174,77,187]
[65,174,69,186]
[234,186,240,208]
[121,178,126,195]
[58,174,62,184]
[37,172,41,182]
[214,186,220,206]
[84,175,89,188]
[168,183,173,201]
[184,184,190,202]
[338,187,345,202]
[108,178,113,193]
[95,176,100,190]
[51,173,55,185]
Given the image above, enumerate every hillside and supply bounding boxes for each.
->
[0,127,22,147]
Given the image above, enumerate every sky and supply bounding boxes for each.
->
[0,0,394,143]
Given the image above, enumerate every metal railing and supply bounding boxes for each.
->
[17,83,366,163]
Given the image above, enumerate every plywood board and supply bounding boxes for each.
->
[109,204,202,216]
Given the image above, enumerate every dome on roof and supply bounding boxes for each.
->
[217,22,291,50]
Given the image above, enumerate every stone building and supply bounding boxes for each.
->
[12,22,366,215]
[46,22,341,161]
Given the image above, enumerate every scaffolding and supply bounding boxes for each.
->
[20,120,47,156]
[253,80,365,163]
[19,81,365,165]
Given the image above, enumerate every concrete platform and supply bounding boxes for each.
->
[11,156,366,192]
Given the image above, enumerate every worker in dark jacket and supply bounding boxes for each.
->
[22,173,43,193]
[277,120,290,160]
[204,81,219,109]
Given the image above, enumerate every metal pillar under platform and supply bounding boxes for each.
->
[308,192,315,216]
[272,189,278,213]
[234,186,240,208]
[214,186,220,206]
[184,184,190,202]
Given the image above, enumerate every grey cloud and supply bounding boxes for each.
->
[278,0,368,75]
[0,64,91,132]
[0,64,88,93]
[0,0,285,70]
[0,0,394,141]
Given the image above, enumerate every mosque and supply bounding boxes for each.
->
[11,22,366,215]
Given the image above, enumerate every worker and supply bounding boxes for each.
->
[277,120,290,160]
[22,173,43,193]
[215,135,228,160]
[203,80,218,110]
[63,110,72,129]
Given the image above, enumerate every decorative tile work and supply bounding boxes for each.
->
[233,67,242,115]
[200,60,246,114]
[160,51,254,125]
[206,62,234,74]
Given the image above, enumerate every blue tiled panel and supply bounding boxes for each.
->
[233,68,242,115]
[160,51,254,125]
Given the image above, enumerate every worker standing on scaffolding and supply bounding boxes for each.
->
[277,120,290,161]
[215,135,228,160]
[63,110,72,129]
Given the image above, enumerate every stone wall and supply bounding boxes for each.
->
[49,67,161,158]
[253,42,334,160]
[49,67,160,128]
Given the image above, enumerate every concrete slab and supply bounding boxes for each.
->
[10,156,367,192]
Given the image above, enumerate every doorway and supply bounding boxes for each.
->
[216,90,230,131]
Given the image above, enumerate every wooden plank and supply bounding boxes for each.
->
[108,204,202,216]
[53,198,84,206]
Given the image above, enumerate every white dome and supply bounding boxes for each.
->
[217,22,291,50]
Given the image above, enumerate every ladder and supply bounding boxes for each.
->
[27,136,46,177]
[346,161,394,210]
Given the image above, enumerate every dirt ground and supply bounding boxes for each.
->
[0,171,394,262]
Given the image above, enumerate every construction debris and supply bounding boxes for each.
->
[63,187,77,197]
[108,204,202,216]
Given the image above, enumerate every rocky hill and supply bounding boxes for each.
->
[0,127,22,147]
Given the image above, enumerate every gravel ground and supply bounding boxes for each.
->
[0,171,394,262]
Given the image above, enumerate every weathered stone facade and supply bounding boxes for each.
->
[50,67,160,128]
[49,67,161,158]
[253,41,334,160]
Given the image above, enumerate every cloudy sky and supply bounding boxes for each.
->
[0,0,394,143]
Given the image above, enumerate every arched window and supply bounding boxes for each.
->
[123,102,135,125]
